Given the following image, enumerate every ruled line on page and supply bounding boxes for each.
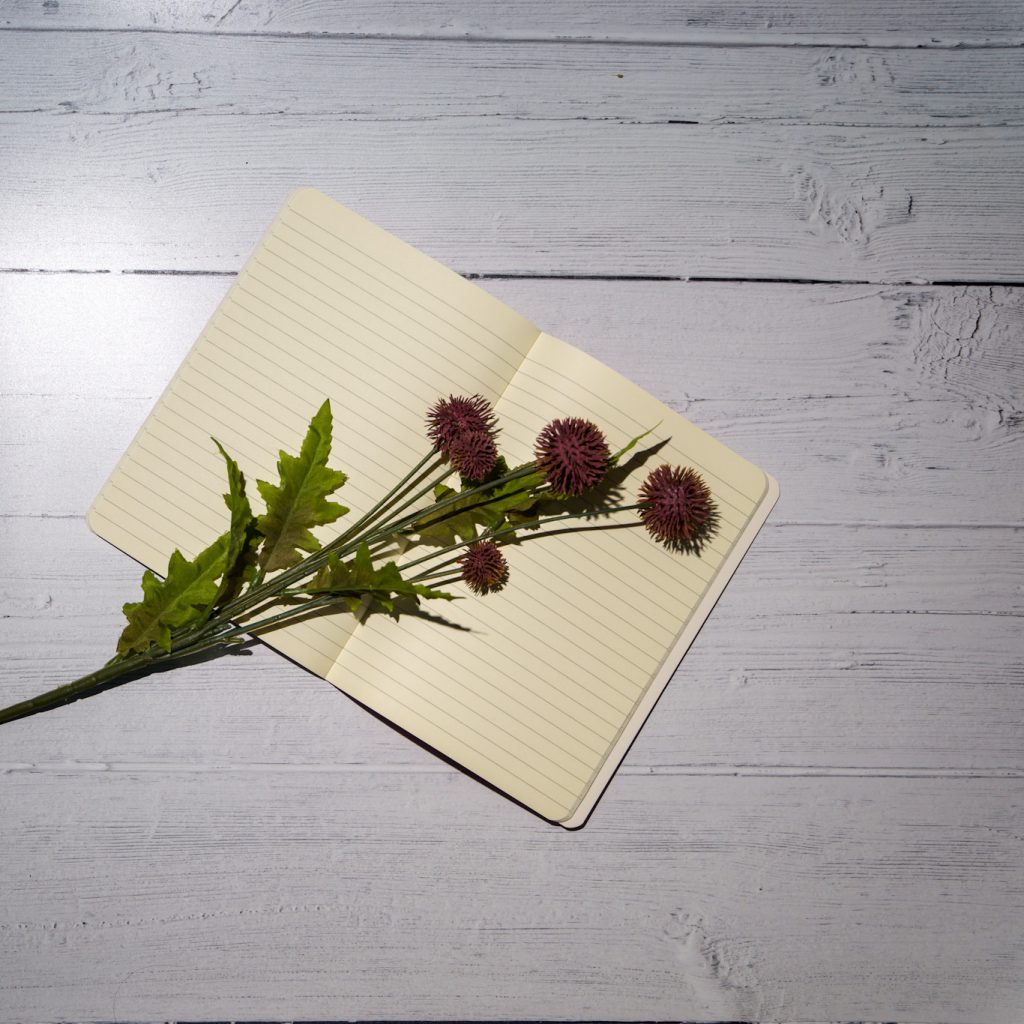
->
[512,335,768,813]
[338,635,592,797]
[228,280,447,428]
[480,386,742,557]
[240,264,503,404]
[186,337,417,488]
[337,644,580,807]
[211,309,432,471]
[284,198,535,361]
[264,230,519,384]
[520,338,768,508]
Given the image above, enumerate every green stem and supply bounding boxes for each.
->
[323,451,442,555]
[0,587,370,727]
[410,555,465,581]
[0,650,160,726]
[174,595,345,656]
[479,503,646,547]
[360,463,455,536]
[184,501,619,657]
[402,501,646,575]
[352,464,539,554]
[426,574,462,589]
[241,461,534,615]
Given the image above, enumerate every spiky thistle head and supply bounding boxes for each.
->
[638,464,719,551]
[448,430,498,482]
[426,394,497,459]
[533,417,610,496]
[458,540,509,595]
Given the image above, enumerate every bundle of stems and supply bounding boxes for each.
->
[0,395,718,727]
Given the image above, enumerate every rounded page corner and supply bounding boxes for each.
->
[762,470,780,511]
[84,503,104,539]
[283,186,330,212]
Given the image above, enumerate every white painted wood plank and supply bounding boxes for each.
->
[4,0,1023,46]
[4,31,1024,126]
[2,117,1022,280]
[1,515,1021,773]
[3,277,1019,523]
[7,276,1019,409]
[1,770,1020,1022]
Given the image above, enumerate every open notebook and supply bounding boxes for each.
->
[88,188,778,826]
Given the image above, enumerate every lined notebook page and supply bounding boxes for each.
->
[88,188,541,676]
[330,333,770,823]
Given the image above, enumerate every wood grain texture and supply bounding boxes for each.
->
[2,115,1022,282]
[4,30,1024,127]
[4,0,1024,46]
[1,770,1021,1022]
[3,115,1022,282]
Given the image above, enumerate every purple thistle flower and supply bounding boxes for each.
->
[638,464,719,550]
[426,394,497,458]
[448,430,499,481]
[458,541,509,595]
[534,417,610,496]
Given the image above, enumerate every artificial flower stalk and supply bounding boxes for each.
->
[0,395,719,727]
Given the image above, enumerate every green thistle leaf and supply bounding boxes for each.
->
[413,467,545,547]
[117,537,231,656]
[213,439,261,605]
[256,400,349,574]
[306,543,457,611]
[481,468,547,515]
[414,484,491,546]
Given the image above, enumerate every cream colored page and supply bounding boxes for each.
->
[88,188,540,675]
[330,332,768,822]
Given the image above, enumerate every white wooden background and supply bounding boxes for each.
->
[1,2,1022,1022]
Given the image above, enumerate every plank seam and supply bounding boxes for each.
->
[1,762,1020,779]
[1,24,1023,50]
[7,269,1024,287]
[4,111,1022,129]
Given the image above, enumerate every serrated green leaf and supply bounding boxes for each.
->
[482,468,547,515]
[413,468,544,547]
[408,580,459,601]
[212,439,260,606]
[256,400,349,574]
[117,536,231,656]
[415,509,482,547]
[305,543,457,611]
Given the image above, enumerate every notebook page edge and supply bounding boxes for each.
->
[557,472,779,828]
[85,189,353,676]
